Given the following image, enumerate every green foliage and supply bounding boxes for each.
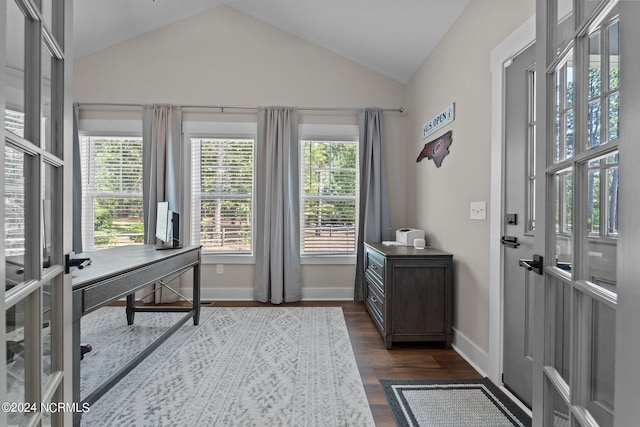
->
[95,208,113,231]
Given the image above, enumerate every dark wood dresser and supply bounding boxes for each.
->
[363,242,453,349]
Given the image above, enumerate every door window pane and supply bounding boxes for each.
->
[5,0,26,139]
[586,153,618,288]
[608,22,619,91]
[555,0,574,53]
[5,146,26,261]
[588,32,602,99]
[42,163,56,272]
[554,169,573,273]
[554,60,575,163]
[5,298,28,426]
[587,21,619,150]
[42,283,53,388]
[41,0,53,34]
[608,94,619,141]
[42,44,53,152]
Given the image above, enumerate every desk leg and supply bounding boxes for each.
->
[126,293,135,325]
[193,263,201,325]
[72,291,82,427]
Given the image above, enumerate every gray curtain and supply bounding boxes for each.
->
[142,104,183,303]
[72,103,83,253]
[253,107,302,304]
[354,108,391,301]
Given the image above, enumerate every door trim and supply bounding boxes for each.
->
[489,14,536,386]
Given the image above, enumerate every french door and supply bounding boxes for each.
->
[2,0,73,426]
[533,0,639,425]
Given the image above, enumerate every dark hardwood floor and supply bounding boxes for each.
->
[211,301,482,426]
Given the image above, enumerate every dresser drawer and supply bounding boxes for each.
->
[365,250,385,284]
[366,280,384,331]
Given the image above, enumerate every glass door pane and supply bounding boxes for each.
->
[5,298,28,426]
[5,0,26,139]
[555,0,574,53]
[41,44,53,152]
[553,168,573,273]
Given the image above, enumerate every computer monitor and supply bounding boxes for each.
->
[154,201,182,249]
[155,201,170,244]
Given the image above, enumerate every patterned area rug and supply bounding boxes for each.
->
[81,307,374,426]
[381,378,531,427]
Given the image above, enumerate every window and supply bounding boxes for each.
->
[190,137,254,253]
[301,139,358,254]
[80,136,144,250]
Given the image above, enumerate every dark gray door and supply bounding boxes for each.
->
[502,43,535,407]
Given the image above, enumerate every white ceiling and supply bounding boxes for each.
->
[73,0,470,84]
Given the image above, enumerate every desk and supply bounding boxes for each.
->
[71,245,201,426]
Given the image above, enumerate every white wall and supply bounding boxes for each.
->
[74,5,407,300]
[406,1,534,354]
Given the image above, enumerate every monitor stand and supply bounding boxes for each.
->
[153,242,182,250]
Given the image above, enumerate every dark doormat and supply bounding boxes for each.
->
[381,378,531,426]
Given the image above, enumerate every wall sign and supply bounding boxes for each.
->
[422,103,455,139]
[417,131,452,168]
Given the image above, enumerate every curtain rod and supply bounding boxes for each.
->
[76,102,405,113]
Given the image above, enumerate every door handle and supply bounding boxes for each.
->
[519,254,543,275]
[501,236,520,248]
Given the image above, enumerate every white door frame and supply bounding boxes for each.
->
[488,14,536,386]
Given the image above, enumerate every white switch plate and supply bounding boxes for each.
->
[216,264,224,274]
[470,201,486,220]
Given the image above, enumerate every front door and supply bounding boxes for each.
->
[502,42,536,408]
[2,0,74,425]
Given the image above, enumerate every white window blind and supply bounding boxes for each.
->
[5,109,25,138]
[80,136,144,250]
[4,145,26,257]
[191,138,254,253]
[301,140,358,254]
[4,109,26,256]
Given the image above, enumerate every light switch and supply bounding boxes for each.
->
[216,264,224,274]
[470,201,486,220]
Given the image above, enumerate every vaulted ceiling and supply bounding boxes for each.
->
[73,0,470,84]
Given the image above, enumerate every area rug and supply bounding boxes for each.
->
[381,378,531,427]
[81,307,374,426]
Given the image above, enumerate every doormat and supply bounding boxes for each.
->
[381,378,531,427]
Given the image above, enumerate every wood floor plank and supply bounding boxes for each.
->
[212,300,481,426]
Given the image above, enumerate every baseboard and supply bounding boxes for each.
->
[180,286,354,302]
[301,287,354,300]
[451,327,490,378]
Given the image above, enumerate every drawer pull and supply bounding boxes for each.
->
[370,296,378,303]
[371,265,377,270]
